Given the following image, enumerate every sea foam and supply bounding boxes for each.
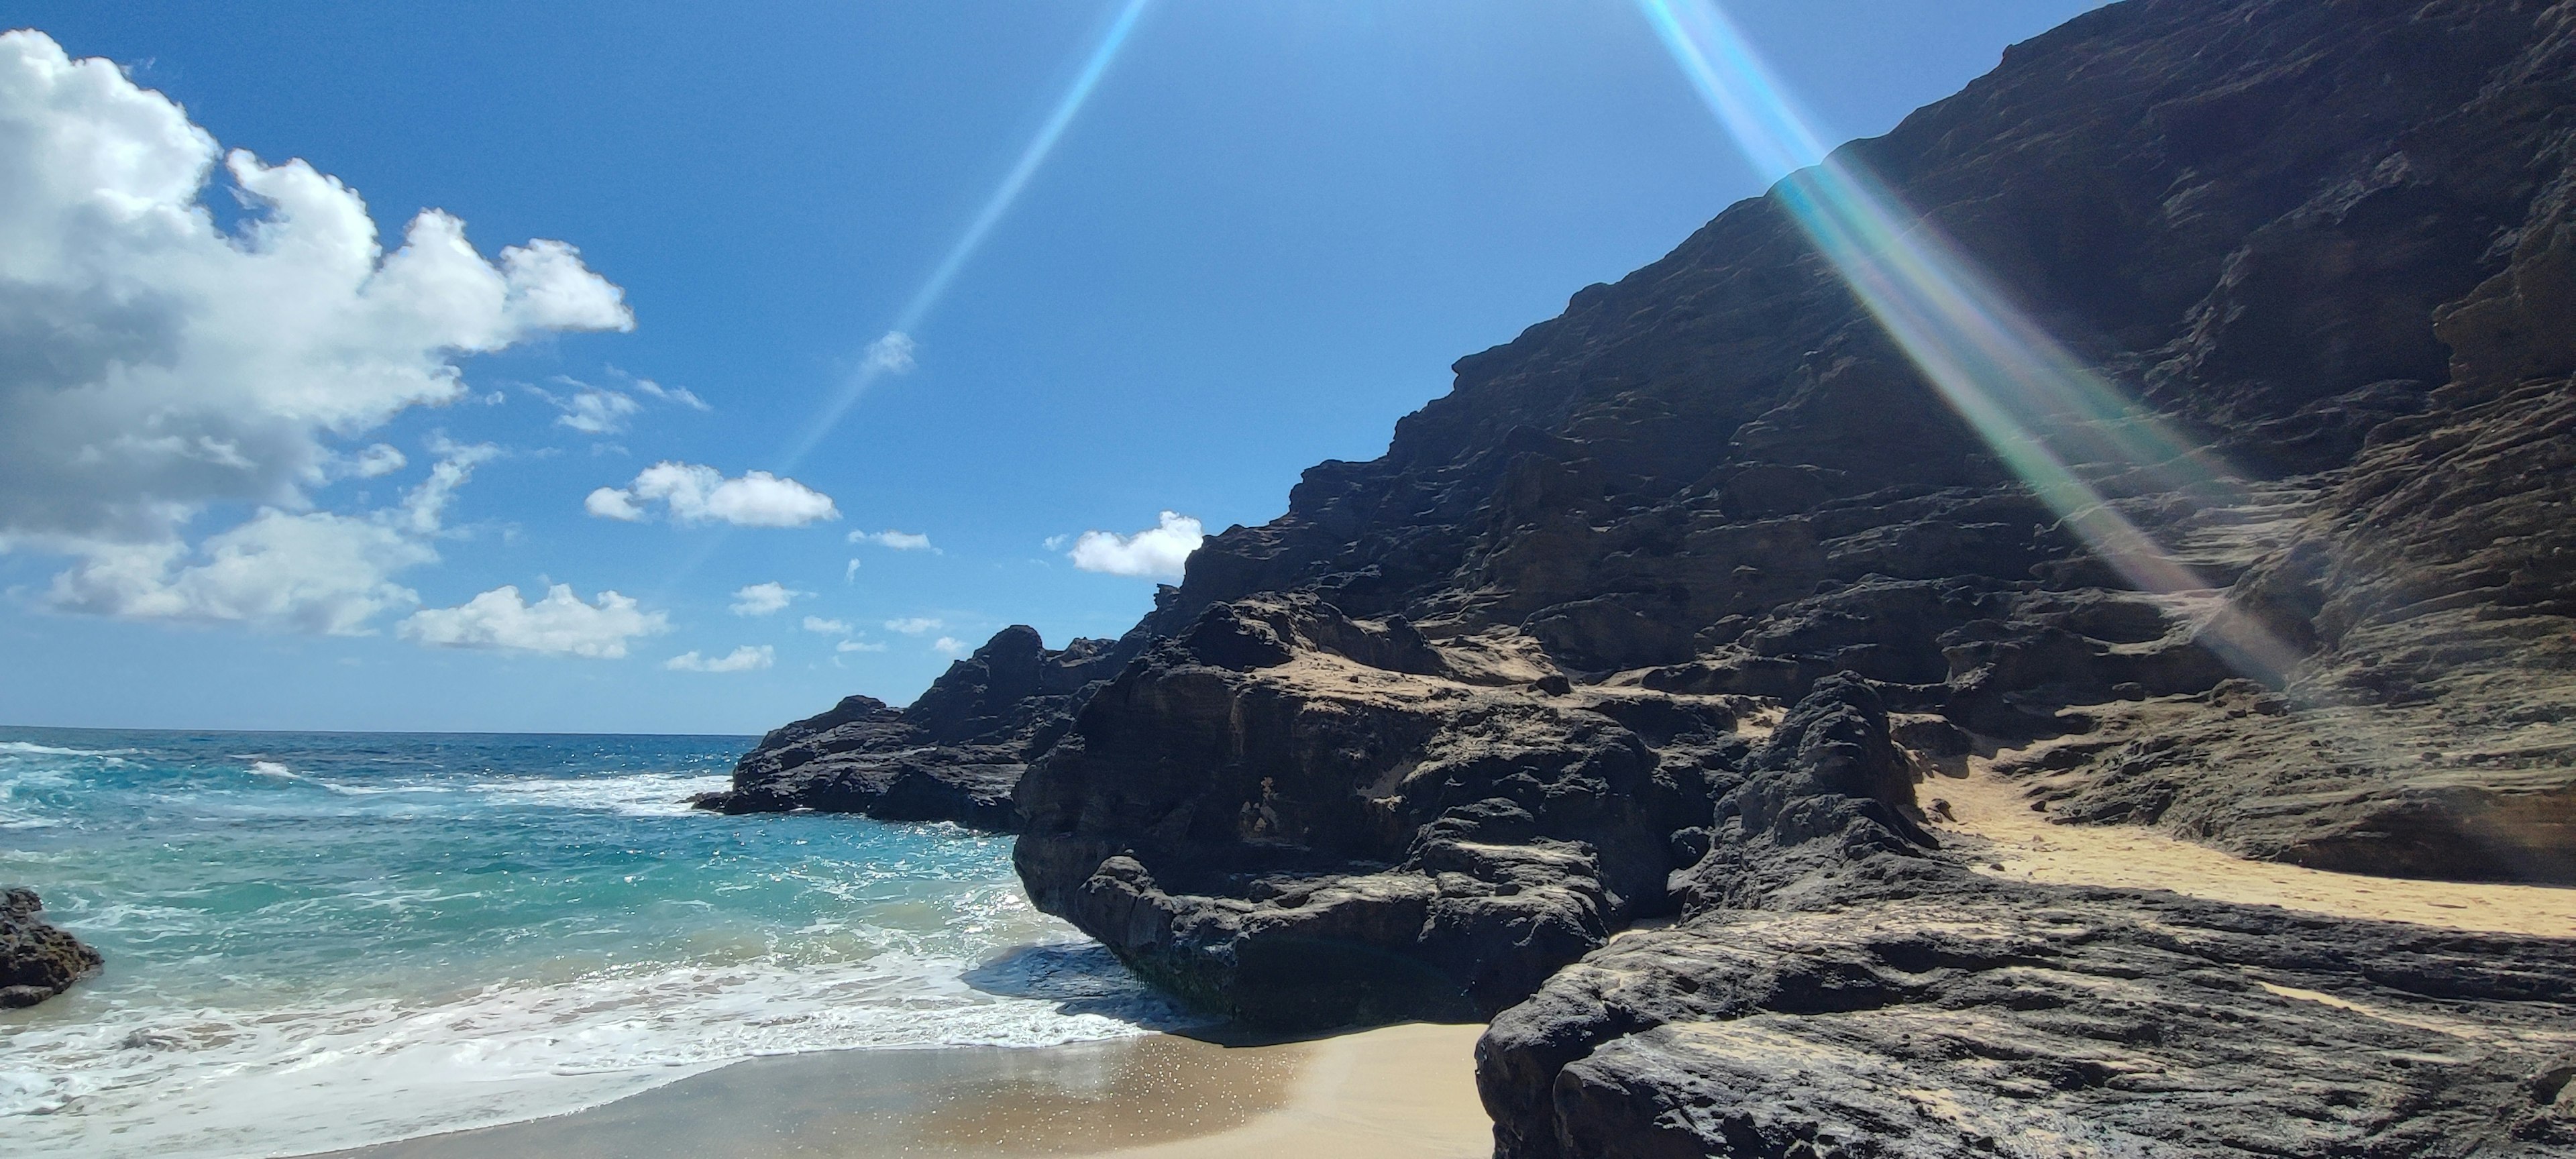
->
[0,728,1184,1158]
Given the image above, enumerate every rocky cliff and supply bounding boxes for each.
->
[735,0,2576,1150]
[1,887,101,1008]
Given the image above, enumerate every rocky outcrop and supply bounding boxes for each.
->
[1477,682,2576,1158]
[1,887,101,1008]
[1014,594,1745,1027]
[696,626,1130,829]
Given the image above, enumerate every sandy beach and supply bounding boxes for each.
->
[319,1022,1490,1159]
[1928,757,2576,938]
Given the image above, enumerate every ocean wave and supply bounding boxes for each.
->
[0,938,1185,1159]
[476,771,733,816]
[0,741,133,758]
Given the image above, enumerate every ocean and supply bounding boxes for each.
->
[0,727,1185,1158]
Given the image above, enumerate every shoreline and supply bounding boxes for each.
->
[313,1022,1491,1159]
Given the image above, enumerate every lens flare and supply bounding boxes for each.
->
[780,0,1155,470]
[1633,0,2303,683]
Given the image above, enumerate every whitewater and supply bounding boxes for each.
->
[0,728,1187,1158]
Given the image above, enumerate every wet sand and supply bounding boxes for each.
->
[320,1022,1489,1159]
[1929,757,2576,938]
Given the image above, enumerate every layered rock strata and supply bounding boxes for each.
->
[1,887,101,1009]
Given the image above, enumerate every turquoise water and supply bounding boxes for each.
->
[0,728,1176,1158]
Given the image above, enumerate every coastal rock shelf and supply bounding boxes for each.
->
[724,0,2576,1151]
[1,887,101,1008]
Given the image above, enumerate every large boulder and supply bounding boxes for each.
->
[1,887,101,1009]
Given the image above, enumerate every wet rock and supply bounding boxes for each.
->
[1,887,101,1009]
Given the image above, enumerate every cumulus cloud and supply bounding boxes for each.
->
[400,583,668,658]
[46,441,496,633]
[585,462,838,527]
[931,637,969,657]
[863,331,917,375]
[1067,511,1205,578]
[48,509,435,636]
[729,582,803,616]
[0,31,630,588]
[836,639,888,653]
[884,616,942,635]
[848,529,934,551]
[801,615,852,635]
[843,558,861,582]
[663,645,774,673]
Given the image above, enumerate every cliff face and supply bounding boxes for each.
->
[735,0,2576,1150]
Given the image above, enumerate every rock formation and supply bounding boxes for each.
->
[1,887,101,1008]
[735,0,2576,1150]
[697,625,1130,830]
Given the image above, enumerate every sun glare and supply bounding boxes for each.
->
[1633,0,2306,685]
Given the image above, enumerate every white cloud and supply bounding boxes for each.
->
[584,486,645,521]
[0,31,629,588]
[534,372,706,436]
[801,616,852,635]
[884,616,943,635]
[1067,511,1205,578]
[547,386,641,435]
[586,462,838,527]
[729,582,804,616]
[843,558,861,582]
[931,637,969,657]
[863,331,916,375]
[1042,533,1071,551]
[625,377,708,410]
[45,441,496,633]
[836,639,888,653]
[344,444,407,479]
[848,529,934,551]
[400,583,668,658]
[48,510,434,636]
[663,645,774,673]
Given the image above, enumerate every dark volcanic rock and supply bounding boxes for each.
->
[1014,594,1744,1028]
[695,626,1129,829]
[743,0,2576,1144]
[1477,683,2576,1158]
[1,887,101,1008]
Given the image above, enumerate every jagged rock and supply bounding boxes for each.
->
[1,887,101,1008]
[1477,683,2576,1158]
[1014,595,1743,1028]
[694,626,1130,829]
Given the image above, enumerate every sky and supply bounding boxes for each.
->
[0,0,2106,734]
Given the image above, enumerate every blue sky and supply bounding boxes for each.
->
[0,1,2103,734]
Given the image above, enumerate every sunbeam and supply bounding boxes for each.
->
[779,0,1155,472]
[1633,0,2306,685]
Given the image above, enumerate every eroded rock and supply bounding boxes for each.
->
[1,887,101,1009]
